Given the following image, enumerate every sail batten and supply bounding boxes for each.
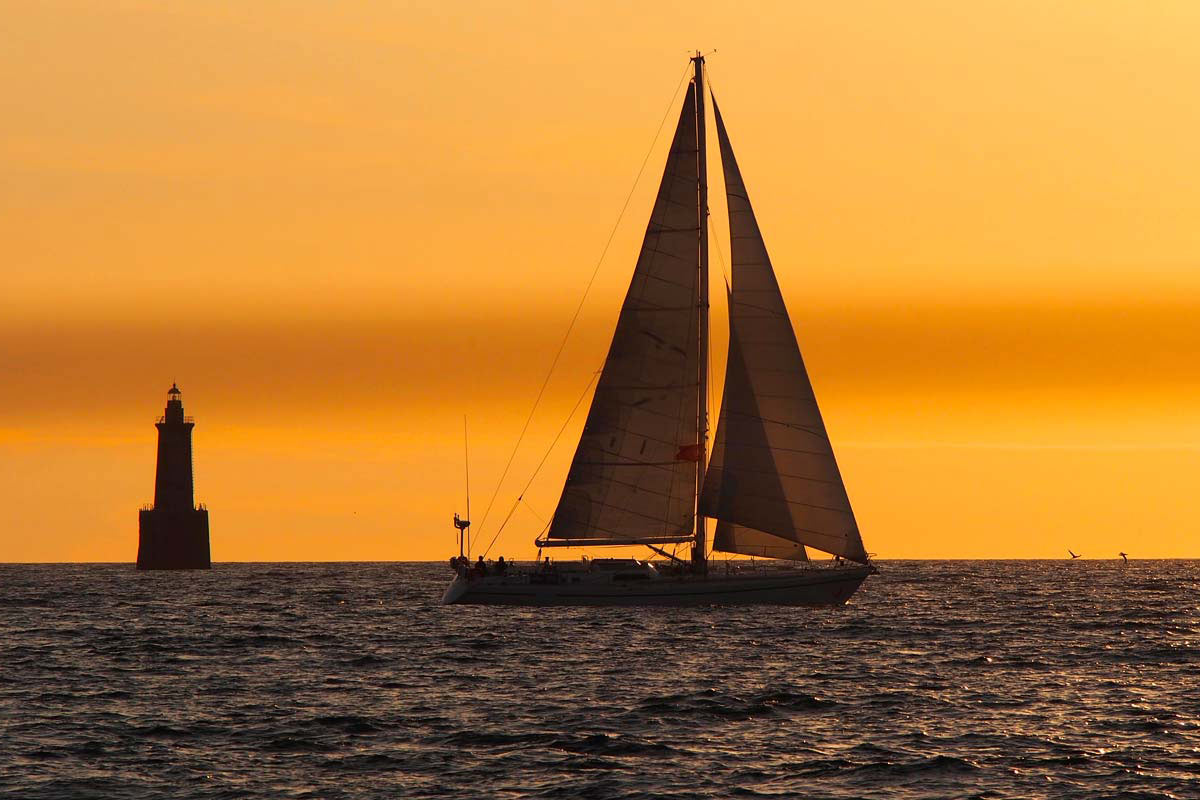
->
[699,98,868,564]
[545,82,703,546]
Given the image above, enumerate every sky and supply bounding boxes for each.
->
[3,0,1199,561]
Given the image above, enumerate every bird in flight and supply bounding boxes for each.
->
[1119,552,1128,564]
[1068,550,1081,559]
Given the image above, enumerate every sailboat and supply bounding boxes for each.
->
[443,55,875,606]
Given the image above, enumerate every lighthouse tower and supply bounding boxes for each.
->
[137,384,211,569]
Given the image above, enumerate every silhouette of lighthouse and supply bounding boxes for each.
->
[137,384,211,569]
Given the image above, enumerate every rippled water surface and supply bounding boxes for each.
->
[2,561,1198,799]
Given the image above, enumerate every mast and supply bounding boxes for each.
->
[692,51,709,571]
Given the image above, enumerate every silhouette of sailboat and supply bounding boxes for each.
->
[443,55,874,606]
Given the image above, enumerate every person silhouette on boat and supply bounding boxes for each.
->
[495,556,507,575]
[473,555,487,577]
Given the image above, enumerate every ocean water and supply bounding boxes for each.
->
[1,561,1197,799]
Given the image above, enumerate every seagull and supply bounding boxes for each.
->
[1119,552,1128,564]
[1068,550,1081,559]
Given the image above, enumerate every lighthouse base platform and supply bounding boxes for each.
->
[137,508,211,570]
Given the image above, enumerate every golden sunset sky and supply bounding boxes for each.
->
[3,1,1199,561]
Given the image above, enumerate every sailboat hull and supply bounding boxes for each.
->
[441,565,873,607]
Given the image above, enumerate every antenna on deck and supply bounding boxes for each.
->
[453,416,472,559]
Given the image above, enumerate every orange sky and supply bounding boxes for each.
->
[4,1,1199,561]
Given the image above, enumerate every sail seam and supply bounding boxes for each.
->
[551,508,689,532]
[708,465,842,485]
[717,443,831,456]
[720,491,855,516]
[714,517,856,542]
[719,411,827,436]
[600,383,697,390]
[626,305,697,312]
[549,514,691,536]
[577,461,695,468]
[584,425,691,446]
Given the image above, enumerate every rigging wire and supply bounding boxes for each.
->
[521,499,548,526]
[709,215,730,286]
[703,215,726,574]
[463,416,470,515]
[471,62,694,543]
[481,370,600,558]
[702,64,730,469]
[695,63,731,566]
[702,117,730,547]
[463,416,471,557]
[703,68,732,287]
[707,215,729,429]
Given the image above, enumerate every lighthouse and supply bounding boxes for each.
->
[137,384,211,569]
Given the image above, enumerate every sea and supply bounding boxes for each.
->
[1,561,1197,799]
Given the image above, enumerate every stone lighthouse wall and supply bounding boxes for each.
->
[137,507,210,570]
[137,387,212,570]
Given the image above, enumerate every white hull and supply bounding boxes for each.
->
[441,564,874,607]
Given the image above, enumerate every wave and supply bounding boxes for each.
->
[4,560,1199,800]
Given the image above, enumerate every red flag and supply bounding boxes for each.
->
[675,443,703,462]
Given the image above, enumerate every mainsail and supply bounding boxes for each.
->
[541,82,703,546]
[699,99,868,563]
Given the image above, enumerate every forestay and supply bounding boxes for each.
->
[699,98,868,563]
[543,85,702,546]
